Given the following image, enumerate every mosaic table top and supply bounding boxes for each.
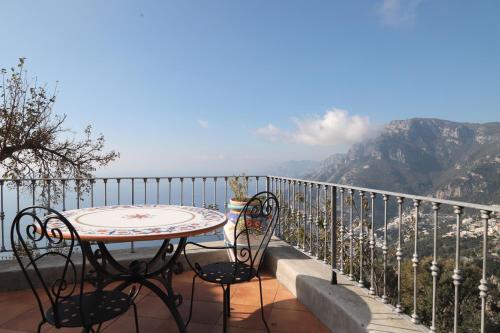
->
[55,205,227,242]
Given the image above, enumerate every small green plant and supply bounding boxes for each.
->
[229,175,250,201]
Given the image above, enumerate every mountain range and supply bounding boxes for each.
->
[305,118,499,205]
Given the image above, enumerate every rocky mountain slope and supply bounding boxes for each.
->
[307,118,499,205]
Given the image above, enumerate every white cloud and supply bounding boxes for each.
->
[255,109,377,146]
[197,119,209,128]
[378,0,423,27]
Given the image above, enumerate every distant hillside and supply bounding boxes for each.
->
[307,118,500,205]
[269,160,320,178]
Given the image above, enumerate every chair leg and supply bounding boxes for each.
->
[96,323,103,333]
[227,284,231,317]
[222,285,228,333]
[186,274,197,327]
[37,320,46,333]
[133,302,140,333]
[257,275,270,333]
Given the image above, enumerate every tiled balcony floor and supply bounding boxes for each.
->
[0,270,331,333]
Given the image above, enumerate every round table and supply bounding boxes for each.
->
[59,205,227,333]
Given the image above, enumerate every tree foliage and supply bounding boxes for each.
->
[0,58,118,181]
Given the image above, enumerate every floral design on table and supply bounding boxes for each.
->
[51,205,227,241]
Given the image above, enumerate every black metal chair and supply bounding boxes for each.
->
[183,191,280,333]
[10,206,140,333]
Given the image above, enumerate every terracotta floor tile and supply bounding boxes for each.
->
[133,294,174,320]
[230,281,277,307]
[179,300,222,325]
[211,325,267,333]
[0,307,51,333]
[217,303,271,331]
[269,308,322,333]
[0,271,332,333]
[272,284,307,311]
[0,299,38,327]
[103,314,168,333]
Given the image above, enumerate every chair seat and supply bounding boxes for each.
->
[46,290,132,327]
[198,262,257,284]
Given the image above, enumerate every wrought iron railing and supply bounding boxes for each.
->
[0,175,498,332]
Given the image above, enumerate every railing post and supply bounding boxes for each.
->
[395,196,404,313]
[315,183,320,259]
[90,179,94,207]
[381,194,389,303]
[430,202,440,332]
[323,184,328,264]
[202,177,206,208]
[143,178,147,204]
[369,192,376,295]
[61,179,67,211]
[213,177,217,210]
[339,187,344,275]
[331,185,337,285]
[191,178,196,206]
[358,191,365,288]
[479,210,491,333]
[0,180,5,252]
[452,206,463,333]
[117,178,121,205]
[168,177,172,205]
[225,177,229,209]
[156,178,160,204]
[411,199,421,323]
[104,178,108,206]
[348,188,354,281]
[180,177,184,206]
[308,182,313,255]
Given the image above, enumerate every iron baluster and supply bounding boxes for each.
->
[168,178,172,205]
[411,200,421,323]
[61,179,66,211]
[315,183,320,259]
[429,202,440,332]
[131,178,135,205]
[308,183,313,255]
[330,185,338,285]
[90,179,94,207]
[117,178,121,205]
[348,188,354,281]
[47,179,51,209]
[324,185,329,263]
[302,182,307,250]
[381,194,389,303]
[224,177,228,209]
[452,206,463,333]
[339,188,345,275]
[479,210,491,333]
[143,178,147,204]
[395,197,404,313]
[16,180,21,213]
[202,177,206,208]
[191,178,195,206]
[358,191,365,288]
[213,177,217,210]
[369,192,376,295]
[0,180,5,251]
[104,178,108,206]
[156,178,160,204]
[255,176,259,193]
[180,177,184,206]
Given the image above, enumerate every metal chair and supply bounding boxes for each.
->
[183,191,280,333]
[10,206,140,333]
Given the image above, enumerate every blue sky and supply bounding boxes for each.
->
[1,0,499,175]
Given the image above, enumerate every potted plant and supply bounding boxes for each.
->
[224,176,267,264]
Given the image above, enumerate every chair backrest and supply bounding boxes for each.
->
[232,191,279,272]
[10,206,85,327]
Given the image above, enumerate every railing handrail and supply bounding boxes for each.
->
[268,175,500,213]
[0,174,497,212]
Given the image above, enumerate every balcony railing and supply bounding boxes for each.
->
[0,175,498,332]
